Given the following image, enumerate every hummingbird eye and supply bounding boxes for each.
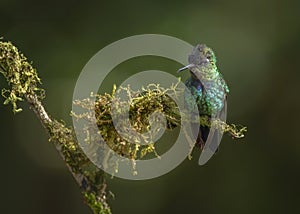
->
[206,53,212,61]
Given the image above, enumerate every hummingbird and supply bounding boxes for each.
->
[178,44,229,150]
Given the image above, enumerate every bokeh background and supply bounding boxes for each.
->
[1,0,300,213]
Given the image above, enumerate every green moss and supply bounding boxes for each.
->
[83,192,111,214]
[73,83,247,169]
[0,40,111,213]
[0,41,44,113]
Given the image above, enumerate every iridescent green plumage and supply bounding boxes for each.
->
[179,44,229,148]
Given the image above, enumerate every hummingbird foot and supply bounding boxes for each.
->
[196,135,205,150]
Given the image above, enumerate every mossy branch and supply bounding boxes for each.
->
[73,84,246,163]
[0,40,111,214]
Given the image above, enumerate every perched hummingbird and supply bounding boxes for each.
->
[178,44,229,150]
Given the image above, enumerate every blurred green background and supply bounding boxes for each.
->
[1,0,300,213]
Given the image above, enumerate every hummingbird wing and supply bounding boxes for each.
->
[198,75,228,165]
[198,99,227,165]
[183,78,202,144]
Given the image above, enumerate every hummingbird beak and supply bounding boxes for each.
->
[177,64,195,73]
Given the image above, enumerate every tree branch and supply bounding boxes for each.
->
[0,40,111,214]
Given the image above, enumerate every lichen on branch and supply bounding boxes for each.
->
[0,40,111,214]
[73,82,247,170]
[0,41,44,113]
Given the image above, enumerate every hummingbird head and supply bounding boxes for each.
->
[189,44,217,65]
[178,44,217,74]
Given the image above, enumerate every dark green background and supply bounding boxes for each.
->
[1,0,299,213]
